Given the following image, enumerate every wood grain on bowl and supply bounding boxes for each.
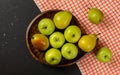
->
[26,10,87,67]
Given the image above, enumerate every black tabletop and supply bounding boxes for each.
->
[0,0,81,75]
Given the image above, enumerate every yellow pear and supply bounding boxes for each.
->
[78,34,97,52]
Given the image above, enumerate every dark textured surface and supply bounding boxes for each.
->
[0,0,81,75]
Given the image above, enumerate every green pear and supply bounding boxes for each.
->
[78,34,97,52]
[88,8,104,24]
[53,11,72,29]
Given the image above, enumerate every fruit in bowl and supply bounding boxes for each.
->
[61,43,78,60]
[49,32,65,48]
[45,48,62,65]
[26,10,97,67]
[64,25,81,43]
[53,11,72,29]
[31,34,49,51]
[38,18,55,35]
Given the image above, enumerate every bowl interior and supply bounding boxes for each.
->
[26,10,87,67]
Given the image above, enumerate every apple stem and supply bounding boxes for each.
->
[99,19,101,22]
[42,26,47,29]
[105,55,107,59]
[68,51,71,54]
[55,38,59,41]
[104,55,111,59]
[31,36,34,39]
[96,33,101,36]
[72,34,75,37]
[52,58,55,61]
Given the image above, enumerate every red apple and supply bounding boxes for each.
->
[31,34,49,51]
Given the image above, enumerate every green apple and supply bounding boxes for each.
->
[88,8,104,24]
[45,48,62,65]
[38,18,55,35]
[31,34,49,51]
[61,43,78,60]
[64,25,81,43]
[78,34,97,52]
[53,11,72,29]
[49,32,65,48]
[96,47,112,63]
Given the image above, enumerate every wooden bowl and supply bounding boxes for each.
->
[26,10,87,67]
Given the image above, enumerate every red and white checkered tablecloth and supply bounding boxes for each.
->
[34,0,120,75]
